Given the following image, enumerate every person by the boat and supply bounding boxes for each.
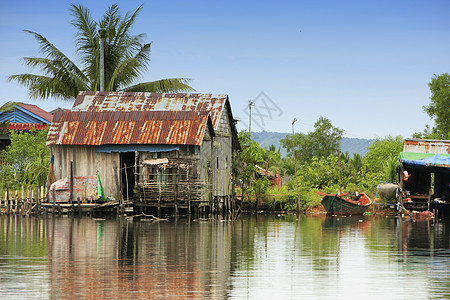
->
[350,192,361,201]
[403,170,411,181]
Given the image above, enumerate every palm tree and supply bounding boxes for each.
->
[8,4,194,100]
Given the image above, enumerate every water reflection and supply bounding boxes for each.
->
[0,215,449,299]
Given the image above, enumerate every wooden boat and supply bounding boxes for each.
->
[316,191,372,215]
[412,210,434,221]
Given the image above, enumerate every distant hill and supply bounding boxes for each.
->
[250,131,373,157]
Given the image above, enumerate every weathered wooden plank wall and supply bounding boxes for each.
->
[50,145,120,200]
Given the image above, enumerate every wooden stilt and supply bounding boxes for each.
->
[21,186,25,215]
[70,161,74,213]
[187,167,191,216]
[113,160,122,214]
[158,169,161,218]
[174,167,179,216]
[15,190,19,214]
[124,163,129,202]
[36,186,40,214]
[52,187,56,215]
[6,184,10,215]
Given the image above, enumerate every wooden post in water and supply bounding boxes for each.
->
[35,185,40,214]
[158,169,161,218]
[187,167,191,216]
[15,190,19,214]
[21,186,25,215]
[124,163,129,203]
[25,186,28,215]
[28,186,32,215]
[70,161,74,213]
[6,184,10,215]
[174,167,179,216]
[38,186,44,214]
[113,161,122,214]
[52,187,56,215]
[134,151,138,188]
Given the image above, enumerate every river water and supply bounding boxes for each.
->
[0,214,449,299]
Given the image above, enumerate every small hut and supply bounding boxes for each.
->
[46,92,240,215]
[0,102,53,151]
[398,139,450,216]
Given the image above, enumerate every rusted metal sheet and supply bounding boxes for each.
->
[47,110,210,146]
[71,91,227,129]
[403,139,450,154]
[5,123,49,130]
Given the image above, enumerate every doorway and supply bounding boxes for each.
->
[120,152,136,201]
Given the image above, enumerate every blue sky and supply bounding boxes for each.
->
[1,0,449,138]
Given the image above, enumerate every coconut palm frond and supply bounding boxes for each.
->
[70,4,98,61]
[21,57,87,85]
[107,42,152,90]
[114,4,144,47]
[124,78,195,93]
[9,54,88,100]
[9,73,84,100]
[107,57,139,91]
[10,4,195,99]
[23,31,78,72]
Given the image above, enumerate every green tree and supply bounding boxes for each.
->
[309,117,344,157]
[233,131,265,206]
[381,156,398,183]
[262,145,281,175]
[8,4,194,100]
[0,129,50,188]
[424,73,450,139]
[363,135,403,176]
[414,73,450,139]
[280,116,344,167]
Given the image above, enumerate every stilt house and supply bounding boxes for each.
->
[46,91,240,214]
[0,102,53,151]
[398,138,450,217]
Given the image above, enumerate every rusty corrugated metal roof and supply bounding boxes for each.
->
[403,139,450,154]
[72,91,228,130]
[5,123,49,131]
[47,110,210,146]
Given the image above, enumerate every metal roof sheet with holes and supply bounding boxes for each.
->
[71,91,228,130]
[7,123,49,130]
[47,110,211,146]
[403,139,450,155]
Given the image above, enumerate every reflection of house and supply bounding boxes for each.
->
[398,139,450,216]
[0,102,53,151]
[255,165,282,187]
[46,91,240,215]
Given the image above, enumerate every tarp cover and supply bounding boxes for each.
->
[399,152,450,168]
[142,158,169,165]
[49,176,97,203]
